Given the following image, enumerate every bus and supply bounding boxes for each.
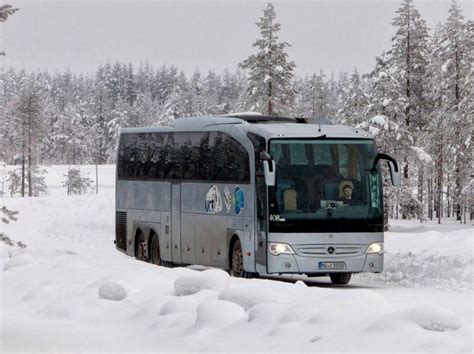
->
[115,114,401,285]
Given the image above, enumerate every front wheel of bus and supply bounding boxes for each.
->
[330,273,352,285]
[230,239,258,279]
[149,233,161,266]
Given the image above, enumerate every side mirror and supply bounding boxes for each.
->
[372,153,401,187]
[388,160,401,186]
[263,160,276,186]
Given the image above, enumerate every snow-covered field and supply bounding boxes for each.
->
[1,166,472,352]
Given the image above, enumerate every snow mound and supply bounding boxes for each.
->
[365,306,462,334]
[218,286,281,310]
[411,307,462,332]
[174,269,230,296]
[3,253,34,270]
[359,250,473,291]
[159,298,198,316]
[192,300,245,332]
[98,281,127,301]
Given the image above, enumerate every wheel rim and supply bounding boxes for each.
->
[231,242,243,277]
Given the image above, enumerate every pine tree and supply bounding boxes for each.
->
[338,69,368,126]
[300,71,331,118]
[389,0,430,219]
[0,4,19,239]
[437,1,471,221]
[62,168,93,195]
[13,83,45,197]
[239,3,296,115]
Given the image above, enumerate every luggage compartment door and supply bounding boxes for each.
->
[171,183,181,263]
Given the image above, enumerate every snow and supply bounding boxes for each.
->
[370,114,389,126]
[382,98,391,106]
[368,126,380,136]
[410,146,433,164]
[98,281,127,301]
[174,269,230,296]
[1,165,472,352]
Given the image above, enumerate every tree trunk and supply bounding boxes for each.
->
[427,175,433,220]
[447,183,451,218]
[437,154,443,224]
[418,165,424,222]
[268,80,273,115]
[27,105,32,197]
[21,121,26,197]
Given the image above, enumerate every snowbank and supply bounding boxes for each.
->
[174,269,230,296]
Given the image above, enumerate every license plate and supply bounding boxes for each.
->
[319,262,346,270]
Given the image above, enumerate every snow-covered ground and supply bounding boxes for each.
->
[1,166,472,352]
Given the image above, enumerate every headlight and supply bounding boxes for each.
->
[269,243,295,256]
[366,242,384,254]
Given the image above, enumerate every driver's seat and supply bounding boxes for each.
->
[283,189,298,212]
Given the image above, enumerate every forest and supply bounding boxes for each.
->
[0,0,472,223]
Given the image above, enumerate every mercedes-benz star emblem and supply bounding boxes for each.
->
[327,247,335,254]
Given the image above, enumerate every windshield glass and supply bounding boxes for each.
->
[268,139,383,233]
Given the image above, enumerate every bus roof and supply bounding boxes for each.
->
[120,115,373,140]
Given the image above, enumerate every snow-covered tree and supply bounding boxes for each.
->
[62,168,93,195]
[299,71,331,118]
[12,83,46,197]
[338,69,368,126]
[390,0,430,132]
[436,1,472,221]
[239,3,296,114]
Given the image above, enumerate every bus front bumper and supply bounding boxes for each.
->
[267,251,383,274]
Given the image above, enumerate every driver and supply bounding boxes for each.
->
[339,181,355,205]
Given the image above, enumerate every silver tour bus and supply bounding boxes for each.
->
[115,115,401,285]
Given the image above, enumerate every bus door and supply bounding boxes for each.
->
[171,182,182,263]
[255,175,267,270]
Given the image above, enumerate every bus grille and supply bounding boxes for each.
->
[115,211,127,252]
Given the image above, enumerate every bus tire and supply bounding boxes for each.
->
[329,273,352,285]
[148,233,161,266]
[230,239,243,277]
[230,239,258,279]
[134,230,146,262]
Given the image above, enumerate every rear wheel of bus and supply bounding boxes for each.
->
[329,273,352,285]
[149,233,161,266]
[135,230,146,262]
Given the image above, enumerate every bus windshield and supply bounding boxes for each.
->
[268,139,383,233]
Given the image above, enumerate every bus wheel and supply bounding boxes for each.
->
[230,239,244,277]
[149,233,161,266]
[330,273,352,285]
[230,240,258,279]
[135,231,146,262]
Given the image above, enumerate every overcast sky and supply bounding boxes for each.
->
[1,0,472,76]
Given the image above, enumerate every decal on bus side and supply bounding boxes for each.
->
[234,186,245,215]
[224,186,232,213]
[205,185,222,214]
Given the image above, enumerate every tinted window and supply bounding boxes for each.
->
[117,131,250,183]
